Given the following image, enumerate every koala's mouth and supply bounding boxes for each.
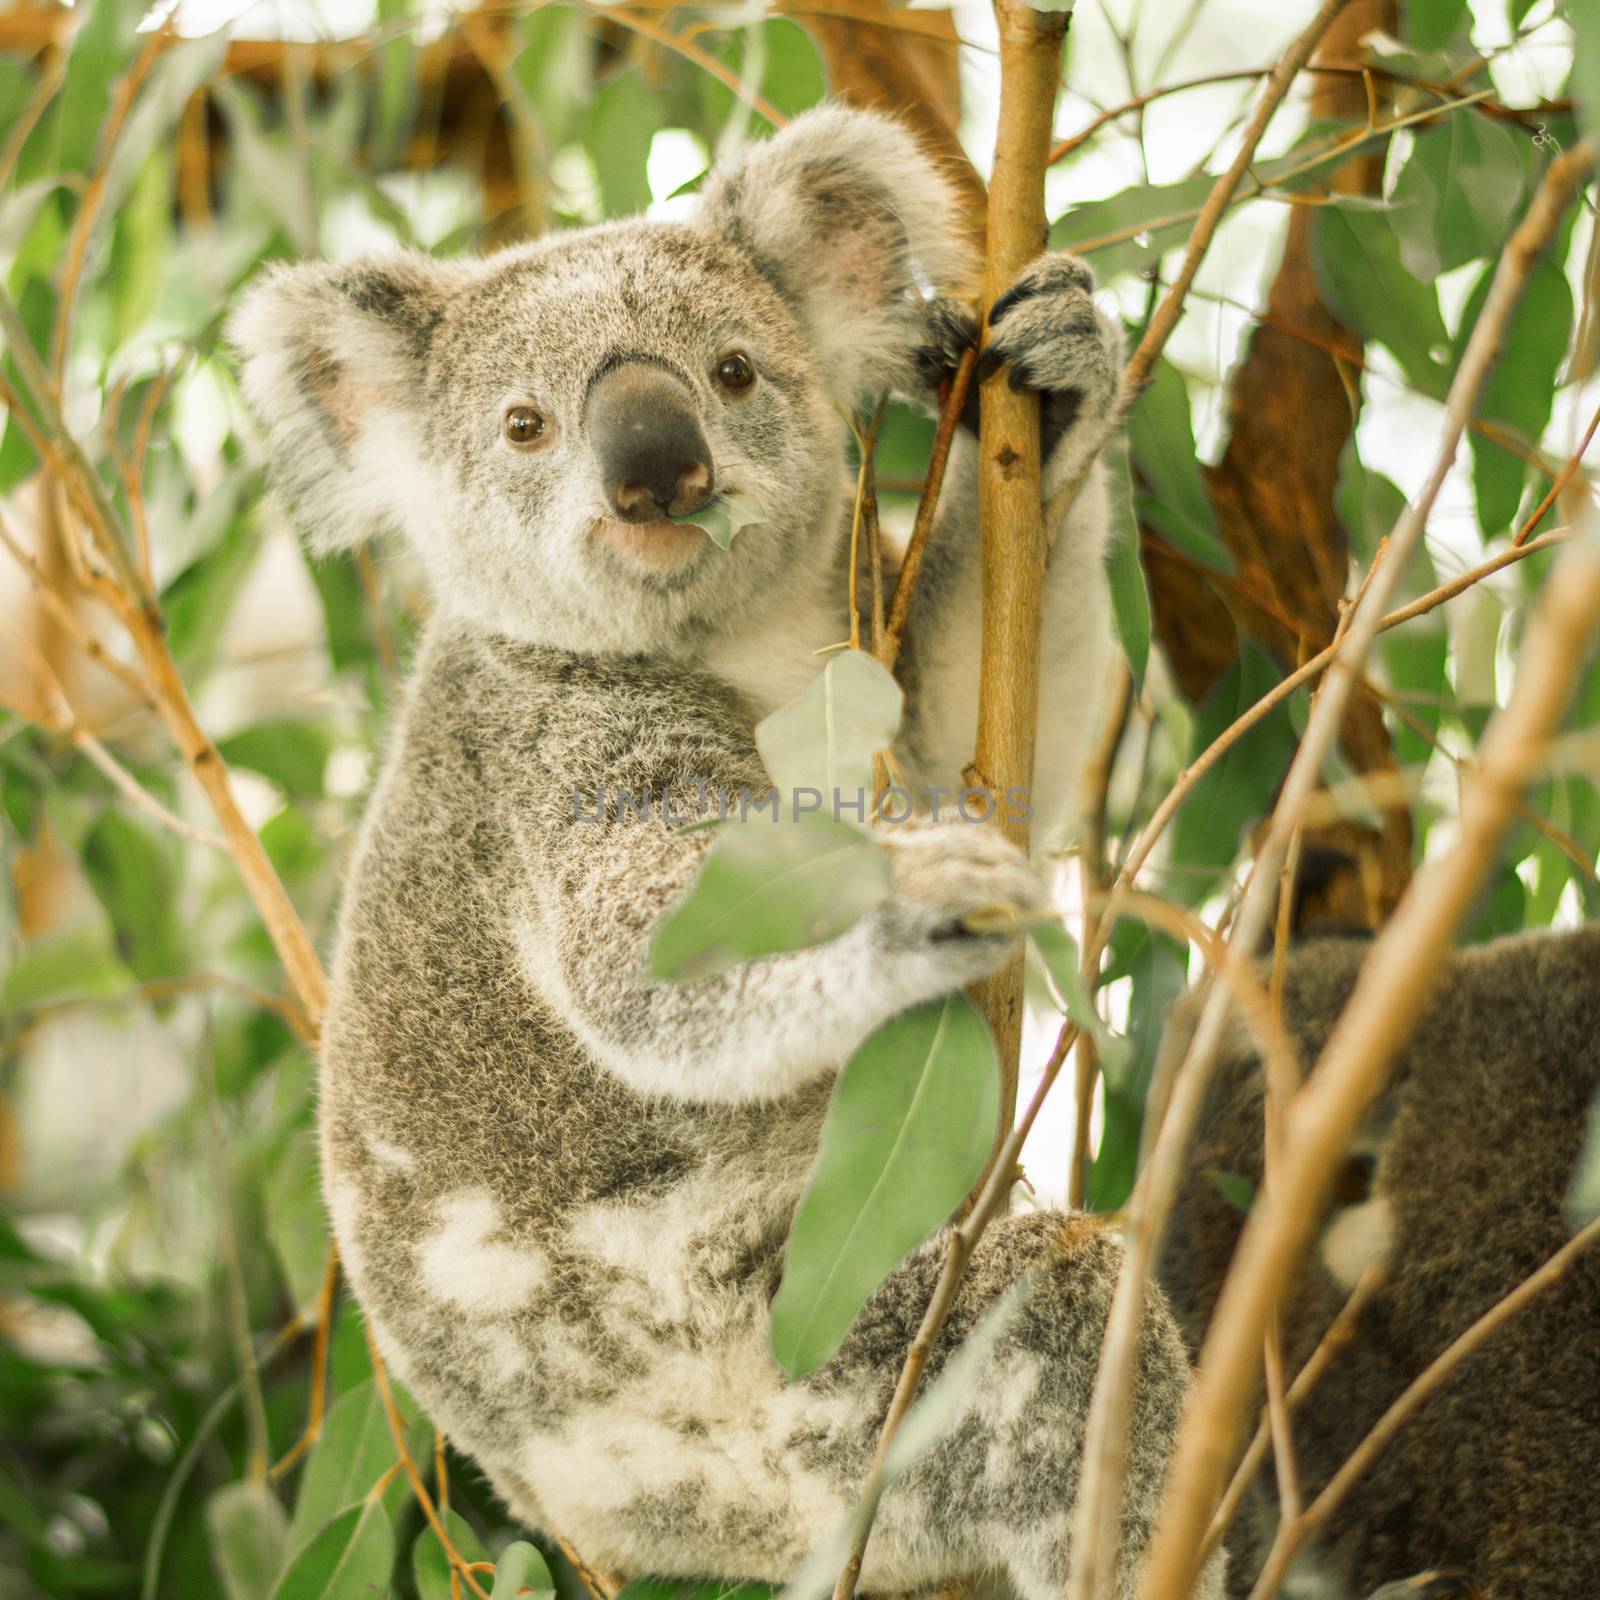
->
[590,516,709,573]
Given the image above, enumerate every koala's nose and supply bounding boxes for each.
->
[587,361,715,523]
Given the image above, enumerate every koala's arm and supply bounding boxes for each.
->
[891,257,1121,846]
[512,779,1041,1106]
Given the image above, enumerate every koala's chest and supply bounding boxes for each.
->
[694,589,846,717]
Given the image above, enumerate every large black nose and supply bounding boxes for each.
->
[588,362,715,523]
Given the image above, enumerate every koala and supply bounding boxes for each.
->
[232,106,1220,1600]
[1158,926,1600,1600]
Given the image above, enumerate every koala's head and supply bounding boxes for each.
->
[229,107,972,654]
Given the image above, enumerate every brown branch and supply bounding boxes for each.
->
[1513,392,1600,546]
[961,0,1070,1177]
[880,346,976,670]
[1197,1265,1385,1567]
[269,1245,341,1481]
[1135,142,1600,1592]
[1246,1217,1600,1600]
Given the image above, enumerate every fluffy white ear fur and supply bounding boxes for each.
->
[228,254,464,551]
[696,105,976,404]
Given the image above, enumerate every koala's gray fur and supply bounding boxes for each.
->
[232,107,1219,1600]
[1159,927,1600,1600]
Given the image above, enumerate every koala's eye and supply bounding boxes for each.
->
[503,406,549,448]
[714,351,755,393]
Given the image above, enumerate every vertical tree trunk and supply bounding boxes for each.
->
[964,0,1069,1148]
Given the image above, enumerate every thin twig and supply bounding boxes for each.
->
[1246,1218,1600,1600]
[365,1325,493,1600]
[1513,391,1600,545]
[1136,192,1600,1592]
[1197,1265,1385,1568]
[881,346,977,670]
[587,4,788,129]
[269,1245,341,1481]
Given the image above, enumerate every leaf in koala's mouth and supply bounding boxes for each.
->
[669,489,767,550]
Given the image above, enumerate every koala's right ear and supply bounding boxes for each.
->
[697,106,976,404]
[228,254,466,551]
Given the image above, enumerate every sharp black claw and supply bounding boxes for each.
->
[975,347,1005,386]
[988,280,1040,328]
[1007,364,1031,394]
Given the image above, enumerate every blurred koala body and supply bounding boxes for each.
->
[233,108,1219,1600]
[1159,926,1600,1599]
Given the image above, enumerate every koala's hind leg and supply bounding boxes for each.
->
[825,1211,1224,1600]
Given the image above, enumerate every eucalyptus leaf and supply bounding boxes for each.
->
[770,993,1000,1377]
[650,816,891,982]
[412,1510,491,1600]
[287,1377,429,1553]
[754,648,903,806]
[1126,361,1232,572]
[270,1500,393,1600]
[494,1540,556,1596]
[670,489,769,550]
[1388,117,1525,280]
[1312,206,1451,401]
[207,1481,290,1600]
[1567,1086,1600,1232]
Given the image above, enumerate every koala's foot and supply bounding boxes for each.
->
[977,253,1122,439]
[876,820,1047,986]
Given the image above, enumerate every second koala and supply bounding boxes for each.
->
[233,107,1218,1599]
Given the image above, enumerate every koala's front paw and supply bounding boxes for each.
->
[977,253,1122,434]
[913,296,979,389]
[876,821,1047,986]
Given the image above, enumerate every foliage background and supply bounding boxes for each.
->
[0,0,1595,1595]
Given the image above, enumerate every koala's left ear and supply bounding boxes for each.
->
[228,253,470,551]
[697,106,975,403]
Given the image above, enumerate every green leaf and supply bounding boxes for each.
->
[83,811,185,982]
[1571,0,1600,143]
[218,720,332,798]
[271,1500,393,1600]
[1029,920,1130,1082]
[649,816,891,982]
[101,33,229,224]
[1053,174,1218,280]
[207,1481,290,1600]
[1169,646,1299,905]
[1337,448,1445,767]
[1405,0,1470,51]
[1456,255,1573,537]
[1312,206,1451,400]
[770,993,1000,1377]
[670,488,769,551]
[412,1510,491,1600]
[287,1377,428,1553]
[754,648,902,806]
[1568,1086,1600,1232]
[1388,116,1526,280]
[698,20,826,130]
[2,928,133,1011]
[1102,433,1150,690]
[493,1541,555,1597]
[266,1129,328,1316]
[1126,361,1232,572]
[1206,1169,1256,1213]
[590,72,656,218]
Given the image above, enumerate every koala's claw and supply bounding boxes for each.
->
[914,296,979,386]
[978,251,1122,428]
